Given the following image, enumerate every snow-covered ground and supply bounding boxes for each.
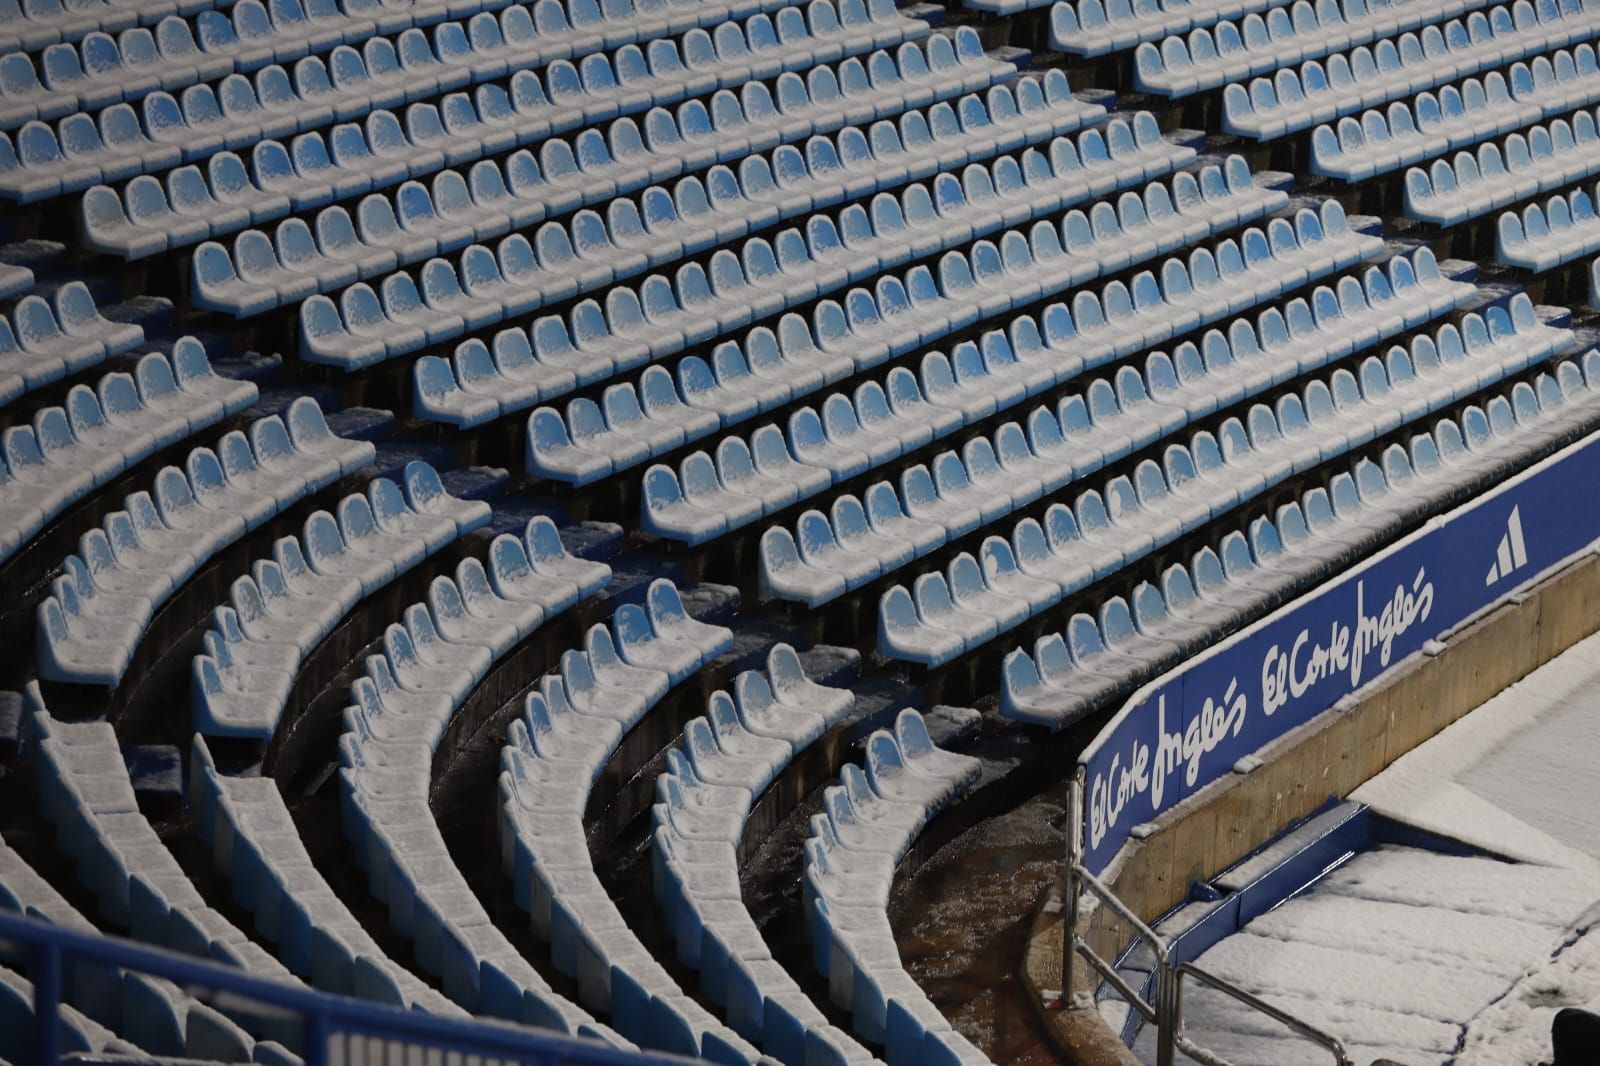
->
[1129,630,1600,1065]
[1354,631,1600,872]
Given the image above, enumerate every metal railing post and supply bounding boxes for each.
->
[31,940,60,1066]
[1156,955,1177,1066]
[1062,776,1081,1006]
[1158,947,1184,1066]
[1051,789,1355,1066]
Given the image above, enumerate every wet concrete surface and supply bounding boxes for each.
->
[891,779,1072,1065]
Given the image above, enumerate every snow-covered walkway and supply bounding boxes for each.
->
[1133,630,1600,1066]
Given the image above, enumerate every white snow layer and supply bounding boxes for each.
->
[1353,630,1600,870]
[1128,628,1600,1065]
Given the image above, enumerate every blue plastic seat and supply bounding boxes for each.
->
[726,668,822,755]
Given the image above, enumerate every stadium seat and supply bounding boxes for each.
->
[1225,42,1600,141]
[192,463,483,738]
[1405,109,1600,224]
[1133,0,1496,98]
[1496,183,1600,270]
[0,282,143,406]
[1311,78,1546,182]
[34,399,373,687]
[803,713,982,1059]
[189,737,467,1013]
[649,658,863,1060]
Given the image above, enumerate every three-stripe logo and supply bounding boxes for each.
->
[1484,505,1528,587]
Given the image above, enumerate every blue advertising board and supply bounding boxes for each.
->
[1078,431,1600,876]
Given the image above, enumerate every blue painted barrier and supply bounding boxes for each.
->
[1078,427,1600,876]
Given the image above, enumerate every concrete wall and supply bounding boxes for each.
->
[1024,547,1600,1063]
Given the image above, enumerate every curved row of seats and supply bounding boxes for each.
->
[84,74,1088,266]
[647,653,871,1063]
[2,0,854,131]
[802,712,982,1062]
[22,689,306,1029]
[0,963,146,1060]
[638,202,1382,544]
[0,279,142,404]
[0,0,521,56]
[189,737,464,1017]
[1001,508,1346,726]
[203,109,1182,324]
[0,0,224,56]
[456,195,1374,442]
[191,460,491,739]
[36,397,372,687]
[429,114,1185,431]
[199,511,607,738]
[1002,349,1600,724]
[1495,181,1600,269]
[337,559,621,1041]
[1223,37,1600,140]
[1,337,255,564]
[1045,0,1304,52]
[0,831,291,1063]
[874,304,1570,665]
[414,117,1197,428]
[1404,109,1600,224]
[503,637,873,1061]
[520,167,1273,486]
[0,27,996,203]
[1131,0,1505,97]
[500,609,840,1060]
[1308,74,1546,182]
[757,253,1484,607]
[103,86,1088,270]
[95,78,1101,266]
[302,154,1279,372]
[63,49,1057,259]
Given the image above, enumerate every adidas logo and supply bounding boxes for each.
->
[1484,506,1528,587]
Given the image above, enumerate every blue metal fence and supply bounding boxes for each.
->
[0,909,680,1066]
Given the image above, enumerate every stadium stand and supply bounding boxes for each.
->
[4,0,1600,1058]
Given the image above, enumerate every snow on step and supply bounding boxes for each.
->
[1144,845,1595,1066]
[1313,846,1597,926]
[1245,895,1564,975]
[1135,1020,1437,1066]
[1458,917,1600,1066]
[1169,982,1463,1056]
[1179,932,1517,1023]
[1354,627,1600,869]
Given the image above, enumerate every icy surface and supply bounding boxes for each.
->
[1129,631,1600,1065]
[1138,848,1589,1066]
[1353,631,1600,870]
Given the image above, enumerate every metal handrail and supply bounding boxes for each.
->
[1069,864,1170,1023]
[0,910,687,1066]
[1060,775,1355,1066]
[1172,962,1355,1066]
[1063,776,1179,1066]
